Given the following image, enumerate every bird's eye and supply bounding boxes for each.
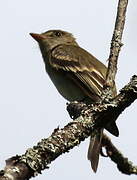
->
[54,31,62,37]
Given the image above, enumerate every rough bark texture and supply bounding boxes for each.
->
[103,0,128,101]
[102,134,137,175]
[106,0,128,86]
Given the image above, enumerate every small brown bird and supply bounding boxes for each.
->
[30,30,119,172]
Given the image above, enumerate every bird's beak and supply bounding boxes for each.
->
[30,33,46,42]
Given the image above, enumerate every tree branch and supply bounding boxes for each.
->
[102,0,129,102]
[102,134,137,175]
[106,0,128,87]
[0,75,137,180]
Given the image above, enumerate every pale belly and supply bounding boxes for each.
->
[46,65,86,102]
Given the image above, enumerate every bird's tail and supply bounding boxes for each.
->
[87,121,119,172]
[87,129,103,172]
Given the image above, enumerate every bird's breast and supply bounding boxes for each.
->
[45,62,86,102]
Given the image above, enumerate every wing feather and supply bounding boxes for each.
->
[50,45,107,99]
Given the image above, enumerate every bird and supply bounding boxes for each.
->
[30,29,119,172]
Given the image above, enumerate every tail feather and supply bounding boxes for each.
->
[105,122,119,137]
[87,129,103,172]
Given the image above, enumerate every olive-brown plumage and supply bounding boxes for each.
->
[30,30,119,172]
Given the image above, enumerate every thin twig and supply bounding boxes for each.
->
[105,0,129,93]
[102,134,137,175]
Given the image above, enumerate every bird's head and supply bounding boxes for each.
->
[30,30,78,51]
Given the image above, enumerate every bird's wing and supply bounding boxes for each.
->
[50,44,107,100]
